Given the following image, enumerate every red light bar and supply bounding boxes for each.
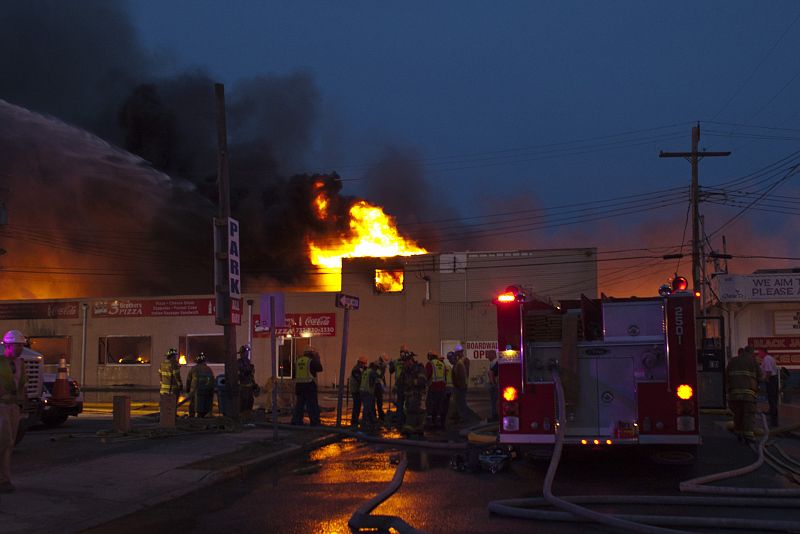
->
[497,292,516,303]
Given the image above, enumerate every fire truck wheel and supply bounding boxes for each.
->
[41,412,69,428]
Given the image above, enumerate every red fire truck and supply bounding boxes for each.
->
[495,283,701,453]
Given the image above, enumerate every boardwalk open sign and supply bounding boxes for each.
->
[335,293,359,310]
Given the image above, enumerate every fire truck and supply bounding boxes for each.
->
[494,282,701,454]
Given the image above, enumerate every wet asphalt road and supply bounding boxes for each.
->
[82,413,800,534]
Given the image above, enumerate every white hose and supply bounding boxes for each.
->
[679,413,800,497]
[488,368,800,532]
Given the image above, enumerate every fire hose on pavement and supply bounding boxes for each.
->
[487,367,800,532]
[347,453,428,534]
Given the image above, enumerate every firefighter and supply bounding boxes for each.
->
[425,351,446,429]
[292,347,322,425]
[0,330,27,492]
[452,345,479,425]
[349,356,368,427]
[159,348,183,409]
[237,345,258,412]
[186,352,215,418]
[400,351,427,436]
[727,346,762,442]
[389,348,411,428]
[374,354,389,423]
[359,361,379,429]
[440,352,454,428]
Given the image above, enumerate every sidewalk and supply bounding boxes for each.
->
[1,410,338,534]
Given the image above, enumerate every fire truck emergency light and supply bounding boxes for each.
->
[497,285,526,303]
[672,276,689,292]
[676,384,694,400]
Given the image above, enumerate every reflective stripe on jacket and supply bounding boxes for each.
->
[159,360,182,395]
[296,355,313,383]
[188,364,215,394]
[430,359,445,383]
[359,368,375,394]
[727,355,761,401]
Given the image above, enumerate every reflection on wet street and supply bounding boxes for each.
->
[83,411,800,534]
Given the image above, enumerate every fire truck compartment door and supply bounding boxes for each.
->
[568,353,635,438]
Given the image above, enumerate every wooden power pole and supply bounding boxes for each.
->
[214,83,239,418]
[660,123,730,297]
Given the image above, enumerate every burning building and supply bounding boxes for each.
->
[0,101,599,394]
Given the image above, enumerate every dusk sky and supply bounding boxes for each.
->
[3,1,800,296]
[130,2,800,285]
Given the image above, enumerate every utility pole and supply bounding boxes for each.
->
[660,123,730,297]
[214,83,239,419]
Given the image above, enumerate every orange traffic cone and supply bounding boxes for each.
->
[52,357,71,406]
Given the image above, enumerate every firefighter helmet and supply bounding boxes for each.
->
[166,348,178,359]
[2,330,26,344]
[196,352,207,363]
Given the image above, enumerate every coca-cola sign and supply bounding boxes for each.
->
[0,301,80,320]
[253,313,336,337]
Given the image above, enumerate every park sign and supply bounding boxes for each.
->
[717,273,800,302]
[213,217,242,325]
[335,293,360,310]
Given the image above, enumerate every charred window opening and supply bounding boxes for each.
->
[375,269,404,293]
[98,336,151,365]
[181,334,225,364]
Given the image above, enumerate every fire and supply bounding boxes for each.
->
[313,180,329,219]
[308,197,426,290]
[375,269,404,292]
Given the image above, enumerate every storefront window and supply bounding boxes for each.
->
[99,336,151,365]
[182,335,225,364]
[28,336,71,365]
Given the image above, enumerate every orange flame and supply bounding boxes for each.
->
[313,181,329,219]
[375,269,404,292]
[308,198,426,290]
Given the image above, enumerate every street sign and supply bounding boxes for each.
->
[335,293,360,310]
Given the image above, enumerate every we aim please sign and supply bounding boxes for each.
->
[718,273,800,302]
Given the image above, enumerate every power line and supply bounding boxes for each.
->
[708,164,800,237]
[324,122,692,174]
[711,10,800,121]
